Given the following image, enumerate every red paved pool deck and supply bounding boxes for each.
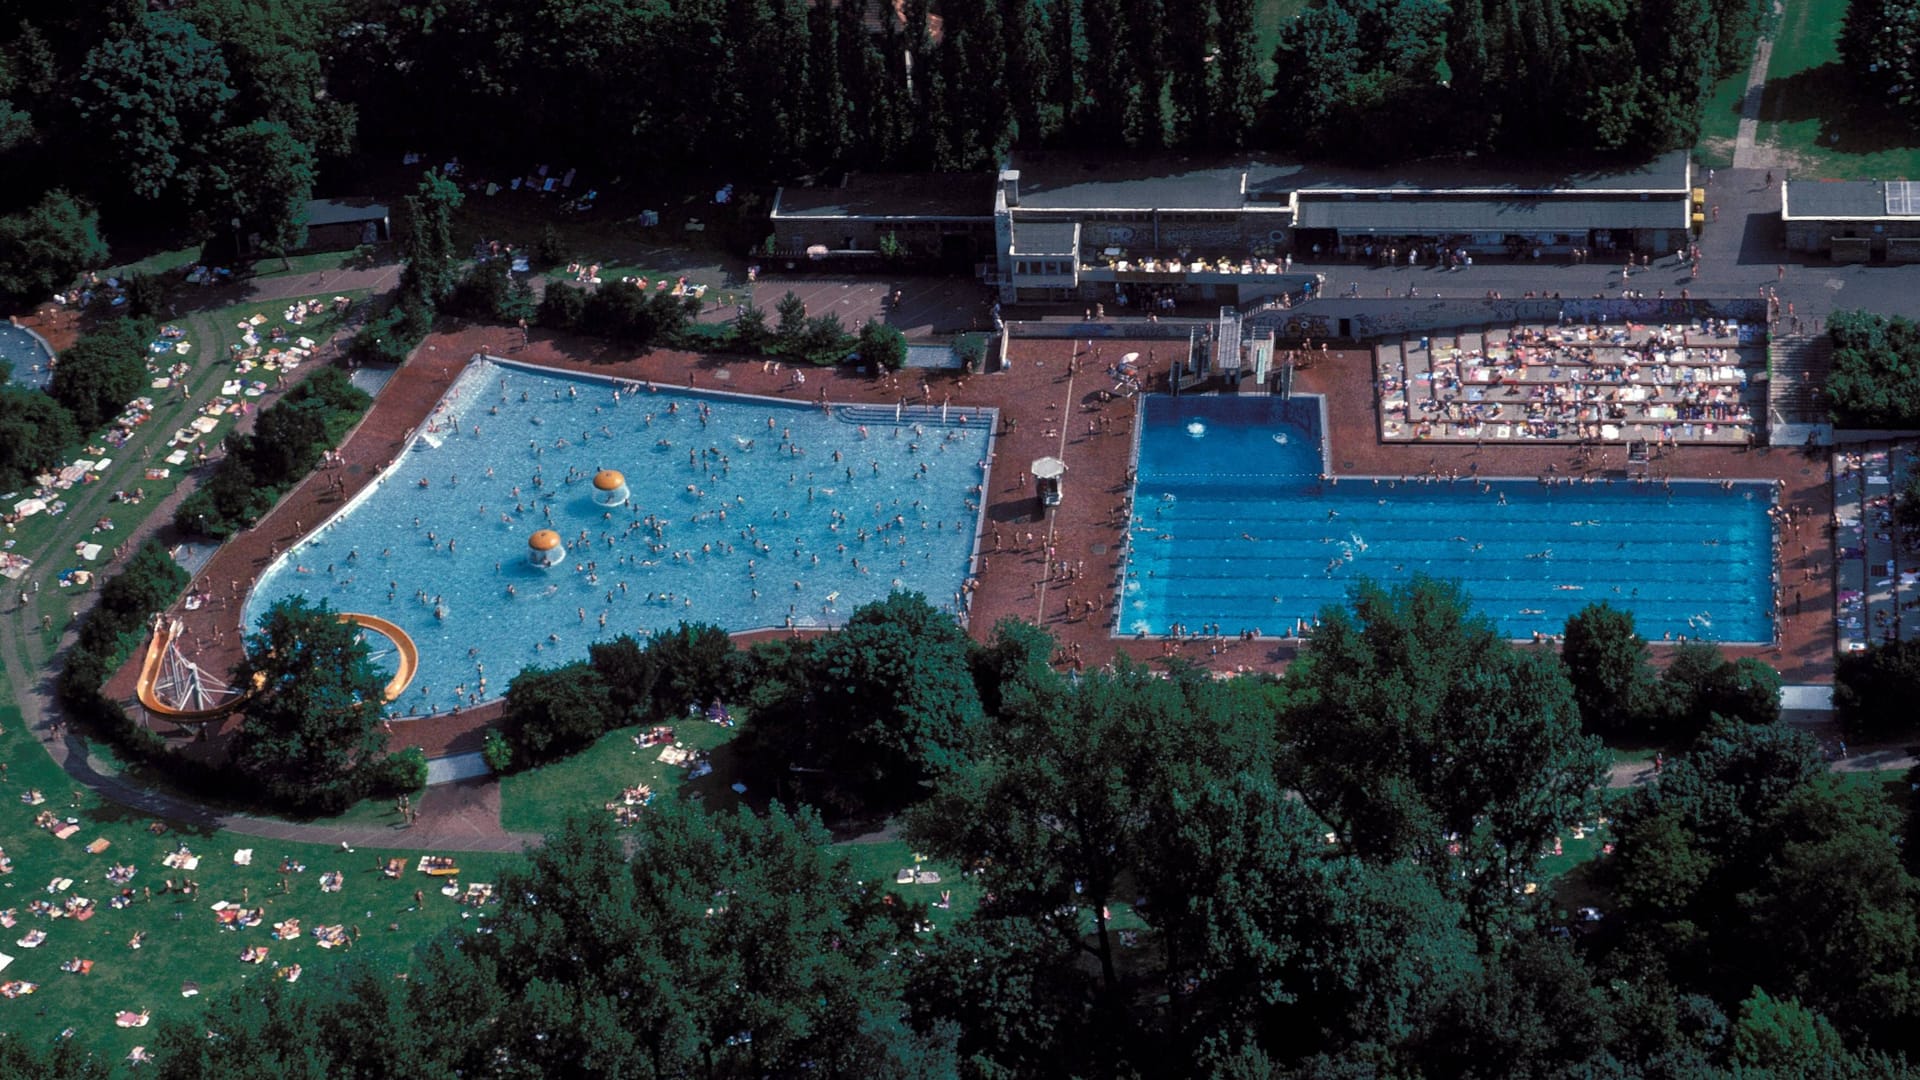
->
[109,320,1831,763]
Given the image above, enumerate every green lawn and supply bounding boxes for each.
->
[2,291,366,650]
[499,722,982,928]
[1254,0,1310,84]
[1696,68,1752,168]
[106,247,202,281]
[0,704,512,1063]
[1755,0,1920,178]
[499,719,744,835]
[246,251,354,280]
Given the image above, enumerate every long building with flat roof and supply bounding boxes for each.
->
[770,152,1695,305]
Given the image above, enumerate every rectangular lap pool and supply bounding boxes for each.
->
[1122,395,1774,642]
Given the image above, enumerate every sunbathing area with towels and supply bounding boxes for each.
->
[1834,442,1920,653]
[1378,319,1765,445]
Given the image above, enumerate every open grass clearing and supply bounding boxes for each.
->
[0,703,514,1063]
[1755,0,1920,178]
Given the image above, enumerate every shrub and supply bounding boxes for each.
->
[534,225,569,270]
[955,332,991,371]
[501,662,617,765]
[174,367,370,538]
[370,747,429,794]
[538,281,588,331]
[482,728,515,774]
[858,320,908,371]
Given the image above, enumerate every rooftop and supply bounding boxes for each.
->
[1011,154,1248,211]
[1783,179,1920,219]
[1009,219,1080,254]
[304,198,390,226]
[1250,150,1692,198]
[774,172,995,220]
[1009,150,1692,213]
[1293,193,1689,233]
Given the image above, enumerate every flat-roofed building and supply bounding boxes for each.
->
[1782,179,1920,262]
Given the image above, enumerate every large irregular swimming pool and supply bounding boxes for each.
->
[243,358,991,714]
[1123,395,1774,642]
[0,322,55,390]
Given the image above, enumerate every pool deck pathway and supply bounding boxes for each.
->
[105,315,1833,781]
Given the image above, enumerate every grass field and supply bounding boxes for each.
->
[1754,0,1920,178]
[0,704,512,1063]
[4,291,363,662]
[499,720,745,835]
[1254,0,1310,84]
[1697,68,1752,169]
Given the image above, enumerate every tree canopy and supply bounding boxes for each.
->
[230,596,394,811]
[1287,576,1607,930]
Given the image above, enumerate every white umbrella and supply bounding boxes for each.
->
[1031,457,1067,479]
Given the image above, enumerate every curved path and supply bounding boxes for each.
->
[0,264,535,852]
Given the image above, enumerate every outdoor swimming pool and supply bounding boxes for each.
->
[243,357,991,714]
[0,322,55,390]
[1124,395,1774,642]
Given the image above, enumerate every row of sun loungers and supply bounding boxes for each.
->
[1380,322,1766,445]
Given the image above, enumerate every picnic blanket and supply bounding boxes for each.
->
[232,849,252,866]
[52,825,78,840]
[85,839,110,854]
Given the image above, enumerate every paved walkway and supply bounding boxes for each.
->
[1733,1,1786,169]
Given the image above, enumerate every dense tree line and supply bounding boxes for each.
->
[1842,0,1920,125]
[17,577,1920,1074]
[1276,0,1766,160]
[1,0,1748,299]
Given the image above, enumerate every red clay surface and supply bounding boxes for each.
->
[109,318,1831,764]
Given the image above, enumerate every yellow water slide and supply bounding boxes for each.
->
[133,612,417,721]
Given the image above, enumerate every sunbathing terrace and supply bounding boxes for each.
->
[1378,318,1766,446]
[1835,441,1920,653]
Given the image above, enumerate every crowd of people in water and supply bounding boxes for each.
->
[257,366,993,716]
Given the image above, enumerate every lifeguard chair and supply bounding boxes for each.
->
[1032,456,1066,512]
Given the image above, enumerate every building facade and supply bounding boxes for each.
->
[771,152,1695,305]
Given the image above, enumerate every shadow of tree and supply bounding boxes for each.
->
[1762,62,1920,157]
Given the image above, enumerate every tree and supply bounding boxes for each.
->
[644,621,740,717]
[0,190,108,307]
[501,661,616,767]
[588,634,658,723]
[1655,642,1781,734]
[1560,602,1656,736]
[1286,576,1606,932]
[72,13,236,204]
[398,169,463,307]
[810,592,986,804]
[201,120,314,267]
[0,386,80,490]
[230,596,392,810]
[858,319,908,370]
[467,808,925,1076]
[1825,310,1920,429]
[49,316,149,432]
[774,290,808,356]
[1209,0,1262,148]
[1842,0,1920,122]
[1836,638,1920,737]
[1732,988,1848,1073]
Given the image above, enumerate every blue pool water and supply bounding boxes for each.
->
[0,323,55,390]
[243,358,991,713]
[1124,395,1774,642]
